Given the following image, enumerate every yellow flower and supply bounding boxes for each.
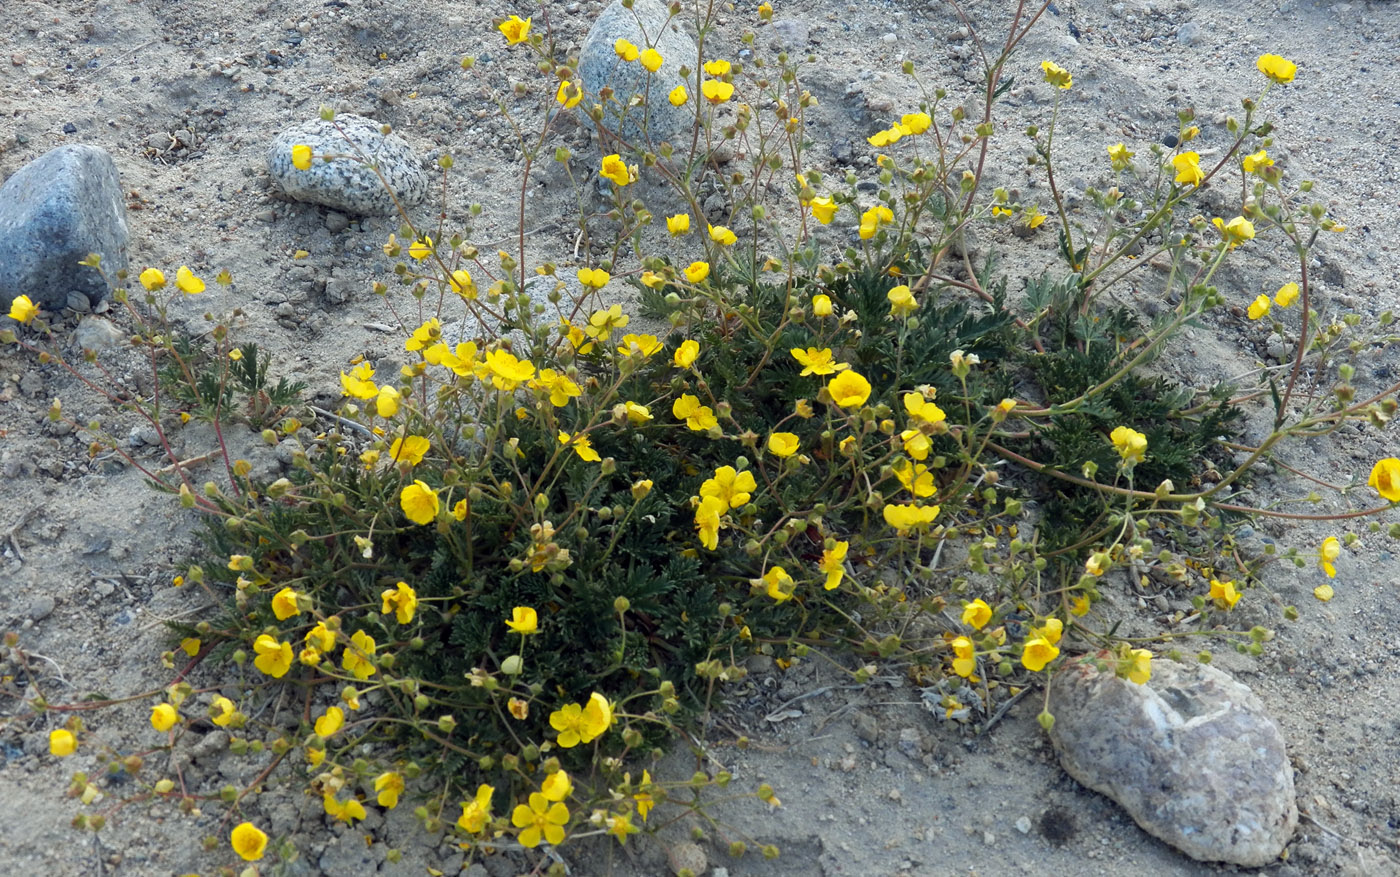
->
[887,284,917,317]
[812,293,833,316]
[550,703,586,748]
[531,368,582,406]
[1314,583,1334,602]
[1273,282,1299,307]
[400,480,439,525]
[1209,578,1242,609]
[1256,53,1296,84]
[1319,536,1341,578]
[381,581,417,624]
[700,465,757,509]
[768,432,800,458]
[1032,617,1063,646]
[1247,294,1272,320]
[1172,151,1204,186]
[828,370,872,408]
[892,458,936,498]
[230,822,268,862]
[668,85,688,106]
[291,143,312,170]
[176,266,205,294]
[900,428,931,461]
[667,213,690,235]
[558,430,602,462]
[623,401,652,424]
[1024,208,1048,229]
[1369,458,1400,502]
[684,261,711,284]
[210,696,238,728]
[617,333,663,358]
[408,236,433,260]
[694,494,727,550]
[867,125,905,148]
[674,339,700,368]
[640,48,662,72]
[600,154,636,186]
[323,793,367,823]
[614,38,639,61]
[702,79,733,102]
[961,599,992,630]
[764,565,796,602]
[819,540,848,591]
[577,266,611,289]
[541,769,573,802]
[703,59,731,76]
[1109,425,1148,465]
[139,267,166,291]
[1107,142,1134,171]
[1242,149,1273,174]
[806,196,838,225]
[1070,594,1092,617]
[499,14,531,44]
[607,812,640,843]
[49,728,76,756]
[150,702,178,732]
[672,394,718,430]
[789,346,849,376]
[1041,60,1072,88]
[580,692,614,742]
[341,629,377,680]
[555,79,583,109]
[1125,649,1152,685]
[513,792,569,847]
[339,361,377,399]
[376,384,400,417]
[305,622,336,653]
[1213,216,1255,249]
[388,434,430,467]
[708,224,737,246]
[253,635,293,677]
[180,638,200,657]
[375,771,404,809]
[506,606,539,635]
[271,586,303,621]
[903,391,945,424]
[1021,637,1060,672]
[314,706,344,737]
[458,784,495,833]
[882,502,940,532]
[859,204,894,239]
[951,636,976,678]
[901,112,931,134]
[634,770,656,822]
[484,349,536,390]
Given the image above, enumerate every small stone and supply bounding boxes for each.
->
[253,208,276,223]
[66,290,92,313]
[323,210,349,233]
[0,144,129,312]
[1048,658,1297,867]
[62,122,78,134]
[1176,22,1202,46]
[267,114,428,216]
[578,0,697,144]
[28,596,56,621]
[770,18,810,49]
[1015,816,1032,834]
[668,841,707,876]
[74,316,122,352]
[10,54,24,66]
[880,32,898,43]
[853,711,880,744]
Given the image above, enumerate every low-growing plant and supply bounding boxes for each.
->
[7,0,1400,872]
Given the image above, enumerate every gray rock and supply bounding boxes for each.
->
[770,18,810,50]
[1048,658,1296,867]
[0,144,128,312]
[578,0,697,146]
[73,316,123,352]
[27,595,56,621]
[267,114,428,216]
[1176,21,1202,46]
[318,828,384,873]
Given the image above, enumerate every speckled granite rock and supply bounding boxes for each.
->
[1048,657,1297,867]
[0,144,128,312]
[267,114,428,216]
[578,0,697,145]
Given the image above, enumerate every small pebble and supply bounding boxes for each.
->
[28,596,57,622]
[1016,816,1032,834]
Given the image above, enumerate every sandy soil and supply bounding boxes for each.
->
[4,0,1400,874]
